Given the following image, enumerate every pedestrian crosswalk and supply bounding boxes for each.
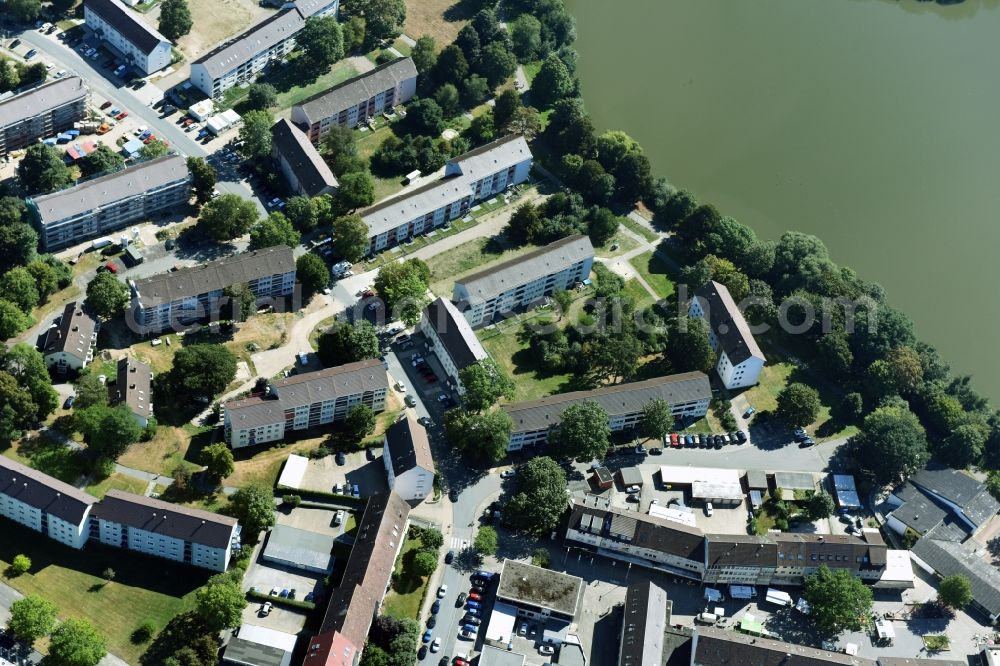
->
[450,537,469,550]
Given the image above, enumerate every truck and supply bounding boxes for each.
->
[703,588,725,603]
[91,237,113,250]
[729,585,756,600]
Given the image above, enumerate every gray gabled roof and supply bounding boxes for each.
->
[705,534,777,569]
[115,357,152,421]
[0,77,86,129]
[132,244,294,307]
[0,456,98,525]
[456,235,595,304]
[384,412,434,477]
[620,582,669,666]
[30,154,188,226]
[422,297,487,371]
[43,302,96,363]
[693,280,764,366]
[912,537,1000,619]
[85,0,170,54]
[504,372,711,434]
[693,626,876,666]
[888,489,946,535]
[293,57,417,126]
[93,489,238,549]
[910,467,1000,526]
[192,8,304,79]
[271,118,338,196]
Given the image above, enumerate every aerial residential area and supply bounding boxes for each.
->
[0,1,999,666]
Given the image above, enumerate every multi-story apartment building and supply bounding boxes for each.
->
[42,302,99,375]
[418,297,488,394]
[383,412,434,502]
[271,118,339,197]
[689,280,765,390]
[291,57,417,142]
[129,244,296,334]
[453,234,594,327]
[0,77,88,157]
[224,359,389,448]
[619,582,672,666]
[189,0,338,98]
[361,135,533,255]
[703,534,778,585]
[0,456,98,550]
[113,357,153,427]
[770,532,887,586]
[27,154,190,252]
[91,490,240,571]
[503,372,712,451]
[84,0,172,75]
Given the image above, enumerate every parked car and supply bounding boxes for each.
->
[335,452,346,465]
[24,49,38,59]
[431,638,441,653]
[418,646,427,660]
[437,585,448,598]
[468,592,481,601]
[431,600,441,614]
[500,469,515,478]
[705,502,714,517]
[422,630,433,643]
[445,550,455,564]
[405,394,417,407]
[366,447,376,460]
[743,406,756,418]
[426,616,436,629]
[736,430,748,442]
[449,489,459,502]
[457,592,467,605]
[463,615,481,626]
[260,602,272,616]
[100,100,113,109]
[539,645,554,655]
[63,395,75,409]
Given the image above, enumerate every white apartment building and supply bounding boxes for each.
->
[91,490,240,571]
[0,77,88,157]
[689,280,765,390]
[291,57,417,142]
[27,155,190,252]
[361,135,533,255]
[113,357,153,427]
[418,297,488,394]
[42,302,99,375]
[453,234,594,327]
[224,359,389,448]
[383,412,435,502]
[0,456,98,550]
[271,118,339,197]
[84,0,172,75]
[129,245,296,334]
[504,372,712,451]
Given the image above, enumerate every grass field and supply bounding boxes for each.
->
[153,0,271,62]
[403,0,474,45]
[223,437,324,489]
[595,229,640,259]
[381,536,429,620]
[3,435,87,485]
[623,279,655,311]
[392,38,413,56]
[85,472,149,498]
[427,237,539,297]
[620,215,660,243]
[117,423,208,477]
[0,521,204,664]
[631,251,675,300]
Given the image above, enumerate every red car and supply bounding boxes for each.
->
[468,592,481,601]
[669,433,680,447]
[115,111,128,120]
[143,135,156,144]
[454,660,468,666]
[104,261,117,274]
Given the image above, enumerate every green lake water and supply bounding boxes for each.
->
[566,0,1000,399]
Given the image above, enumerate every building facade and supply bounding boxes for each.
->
[129,244,296,334]
[42,301,99,375]
[84,0,172,75]
[27,155,190,252]
[223,359,389,448]
[271,118,338,197]
[418,297,488,394]
[383,412,434,502]
[504,372,711,451]
[689,280,765,390]
[361,135,533,255]
[291,57,417,142]
[0,456,98,549]
[454,235,594,327]
[0,77,88,157]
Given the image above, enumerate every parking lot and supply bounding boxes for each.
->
[296,448,389,498]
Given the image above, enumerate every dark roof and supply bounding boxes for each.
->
[42,302,96,363]
[745,470,768,489]
[114,357,152,421]
[876,658,967,666]
[293,57,417,126]
[0,456,98,524]
[924,520,968,543]
[85,0,169,54]
[693,626,876,666]
[422,297,488,371]
[705,534,777,569]
[222,636,287,666]
[270,118,338,197]
[772,533,880,572]
[92,489,238,549]
[910,468,997,521]
[568,496,705,563]
[384,412,434,477]
[911,537,1000,619]
[889,490,947,535]
[620,582,669,666]
[693,280,764,366]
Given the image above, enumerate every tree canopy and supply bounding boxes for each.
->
[194,580,246,632]
[443,408,512,463]
[198,193,259,242]
[803,565,873,633]
[667,316,716,374]
[459,359,515,412]
[18,143,72,195]
[641,399,674,441]
[8,595,57,645]
[340,0,405,44]
[335,171,376,214]
[48,618,107,666]
[158,0,193,40]
[849,404,929,484]
[238,110,274,160]
[317,320,380,366]
[474,526,498,556]
[775,382,821,426]
[79,144,125,178]
[373,259,430,326]
[548,401,610,461]
[200,442,235,481]
[297,16,344,69]
[85,271,129,320]
[296,253,329,298]
[332,214,370,262]
[249,212,301,250]
[168,344,238,398]
[938,574,972,610]
[504,456,569,536]
[78,404,143,462]
[186,156,217,205]
[228,485,276,535]
[246,82,278,110]
[532,53,574,107]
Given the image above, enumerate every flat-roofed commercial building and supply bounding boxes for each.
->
[496,560,583,623]
[454,235,594,327]
[271,118,338,197]
[223,359,389,448]
[262,524,335,573]
[0,456,98,549]
[113,357,153,427]
[503,372,711,451]
[361,135,532,255]
[91,489,240,571]
[84,0,172,75]
[291,57,417,142]
[130,245,296,334]
[42,301,99,375]
[418,297,488,394]
[0,77,88,156]
[27,155,190,251]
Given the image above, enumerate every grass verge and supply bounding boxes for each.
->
[631,251,675,300]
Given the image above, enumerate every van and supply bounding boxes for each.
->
[703,588,724,603]
[695,612,719,625]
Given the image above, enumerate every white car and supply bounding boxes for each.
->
[430,638,441,653]
[539,645,554,655]
[500,469,516,479]
[260,601,272,616]
[436,585,447,598]
[705,502,714,517]
[396,381,406,393]
[54,70,66,78]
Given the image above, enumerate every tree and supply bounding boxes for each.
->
[493,89,522,129]
[474,526,498,556]
[434,83,460,117]
[503,105,541,139]
[321,126,363,176]
[18,143,71,195]
[412,550,438,577]
[1,267,39,311]
[296,253,328,298]
[186,156,216,205]
[615,152,654,204]
[194,581,246,632]
[198,193,259,242]
[332,214,370,262]
[80,404,143,461]
[816,332,854,379]
[443,408,512,463]
[101,567,116,584]
[373,259,430,326]
[411,35,437,73]
[282,196,315,232]
[340,0,405,44]
[85,271,129,319]
[460,359,515,412]
[803,565,873,633]
[775,383,821,426]
[9,553,31,576]
[885,346,923,394]
[586,207,619,246]
[510,14,542,61]
[79,144,125,178]
[8,595,56,645]
[667,316,716,374]
[936,422,987,470]
[504,456,568,535]
[849,404,929,484]
[228,485,275,535]
[0,344,58,441]
[549,401,610,461]
[0,221,38,269]
[249,212,300,251]
[477,42,517,88]
[317,320,380,365]
[344,404,376,441]
[471,8,500,42]
[335,171,376,214]
[418,527,443,551]
[200,443,235,481]
[223,283,257,321]
[341,15,366,53]
[26,259,58,301]
[246,82,277,110]
[238,110,274,160]
[574,160,615,205]
[139,140,171,161]
[297,16,344,69]
[48,618,107,666]
[505,202,542,245]
[461,74,491,107]
[433,45,469,87]
[938,574,973,610]
[0,299,30,338]
[7,0,41,22]
[158,0,192,40]
[455,24,481,62]
[465,110,496,146]
[641,399,674,441]
[532,53,574,107]
[169,344,238,397]
[402,98,445,137]
[805,491,835,520]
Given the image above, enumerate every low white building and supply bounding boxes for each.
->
[84,0,172,75]
[0,456,98,549]
[383,412,434,502]
[689,280,765,390]
[42,302,99,375]
[418,297,488,394]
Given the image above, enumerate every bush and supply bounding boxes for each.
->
[131,620,156,644]
[282,494,302,507]
[8,554,31,576]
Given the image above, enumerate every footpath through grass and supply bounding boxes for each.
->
[631,251,675,300]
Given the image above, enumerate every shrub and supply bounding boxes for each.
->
[131,620,156,644]
[282,494,302,507]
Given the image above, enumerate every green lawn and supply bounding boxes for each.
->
[0,520,205,664]
[631,251,675,300]
[392,38,413,56]
[4,435,87,485]
[381,537,429,620]
[373,175,406,201]
[356,123,396,161]
[86,472,149,499]
[522,60,542,84]
[623,279,655,311]
[595,228,640,259]
[427,238,540,297]
[619,215,659,243]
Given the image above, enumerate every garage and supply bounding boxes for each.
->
[262,525,335,574]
